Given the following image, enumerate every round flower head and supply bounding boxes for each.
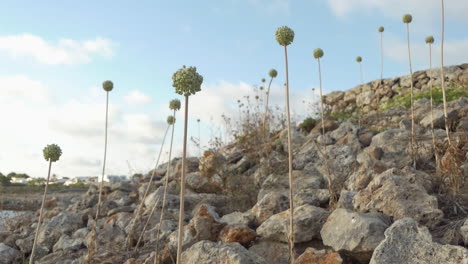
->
[167,116,175,125]
[261,78,266,83]
[275,26,294,46]
[43,144,62,162]
[197,119,200,122]
[402,14,412,24]
[313,48,324,59]
[356,56,362,63]
[255,95,259,100]
[172,66,203,96]
[378,26,385,33]
[102,80,114,92]
[269,69,278,78]
[169,99,181,111]
[425,36,435,44]
[260,86,264,91]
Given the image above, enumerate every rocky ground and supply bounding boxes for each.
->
[1,96,467,263]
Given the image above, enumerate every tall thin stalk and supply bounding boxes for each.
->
[95,80,113,221]
[30,144,62,264]
[172,66,203,264]
[263,69,277,138]
[314,49,325,135]
[426,36,439,168]
[403,14,416,168]
[440,0,451,145]
[275,25,295,264]
[197,118,201,156]
[125,123,170,248]
[378,26,385,83]
[153,109,178,264]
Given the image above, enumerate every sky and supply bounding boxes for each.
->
[1,0,467,178]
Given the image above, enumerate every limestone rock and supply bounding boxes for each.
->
[219,225,257,247]
[295,248,343,264]
[370,218,468,264]
[0,243,21,264]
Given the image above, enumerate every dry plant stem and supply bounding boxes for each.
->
[263,77,274,138]
[134,196,161,250]
[406,23,416,168]
[154,110,176,264]
[380,32,384,82]
[284,45,295,264]
[428,43,440,168]
[176,96,189,264]
[29,161,52,264]
[440,0,451,146]
[95,91,110,221]
[312,141,337,205]
[126,124,171,248]
[318,58,325,135]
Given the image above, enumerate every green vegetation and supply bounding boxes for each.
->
[379,86,468,111]
[298,117,317,132]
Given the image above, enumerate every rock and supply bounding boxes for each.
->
[219,225,257,247]
[370,129,413,168]
[353,168,443,228]
[110,181,134,192]
[294,189,330,207]
[221,211,255,227]
[0,243,21,264]
[324,91,345,105]
[181,240,267,264]
[358,131,377,147]
[456,116,468,132]
[52,235,84,252]
[186,172,224,194]
[15,235,34,254]
[295,248,343,264]
[312,120,338,133]
[420,109,458,129]
[249,240,289,264]
[280,126,306,153]
[189,204,226,241]
[143,220,177,244]
[336,190,356,210]
[251,192,290,226]
[257,205,330,243]
[370,218,468,264]
[37,212,83,250]
[321,209,389,262]
[199,151,227,177]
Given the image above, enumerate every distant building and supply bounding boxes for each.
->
[105,175,129,183]
[10,178,29,184]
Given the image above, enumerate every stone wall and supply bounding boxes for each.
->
[324,63,468,114]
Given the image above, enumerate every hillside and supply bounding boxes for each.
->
[1,65,467,264]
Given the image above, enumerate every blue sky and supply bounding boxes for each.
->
[1,0,467,177]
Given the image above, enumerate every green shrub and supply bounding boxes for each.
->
[330,110,354,121]
[380,86,468,112]
[298,117,317,132]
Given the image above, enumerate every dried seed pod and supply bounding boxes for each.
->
[425,36,435,44]
[172,66,203,96]
[378,26,385,33]
[43,144,62,162]
[169,99,181,110]
[313,48,324,59]
[102,80,113,92]
[403,14,413,24]
[356,56,362,63]
[167,116,175,125]
[269,69,278,78]
[275,26,295,46]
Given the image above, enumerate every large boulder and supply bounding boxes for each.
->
[181,240,266,264]
[420,109,459,129]
[257,204,330,243]
[249,240,289,264]
[37,212,83,250]
[251,192,289,227]
[320,209,389,263]
[370,218,468,264]
[0,243,21,264]
[353,168,443,228]
[324,91,345,105]
[186,171,224,194]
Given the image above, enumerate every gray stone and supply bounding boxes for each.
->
[181,240,266,264]
[321,209,389,262]
[52,235,84,252]
[370,218,468,264]
[257,204,330,243]
[249,240,289,264]
[0,243,21,264]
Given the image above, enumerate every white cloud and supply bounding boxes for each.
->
[0,34,115,65]
[384,33,468,68]
[124,90,151,105]
[0,75,167,178]
[326,0,468,24]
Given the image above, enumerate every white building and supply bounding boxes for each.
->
[10,178,29,184]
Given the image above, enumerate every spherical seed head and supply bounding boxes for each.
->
[255,95,259,100]
[169,99,181,111]
[378,26,385,33]
[167,116,175,125]
[313,48,324,59]
[261,78,266,83]
[197,119,200,122]
[402,14,412,24]
[102,80,113,92]
[172,66,203,96]
[259,86,264,91]
[356,56,362,63]
[425,36,435,44]
[269,69,278,78]
[43,144,62,162]
[275,26,294,46]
